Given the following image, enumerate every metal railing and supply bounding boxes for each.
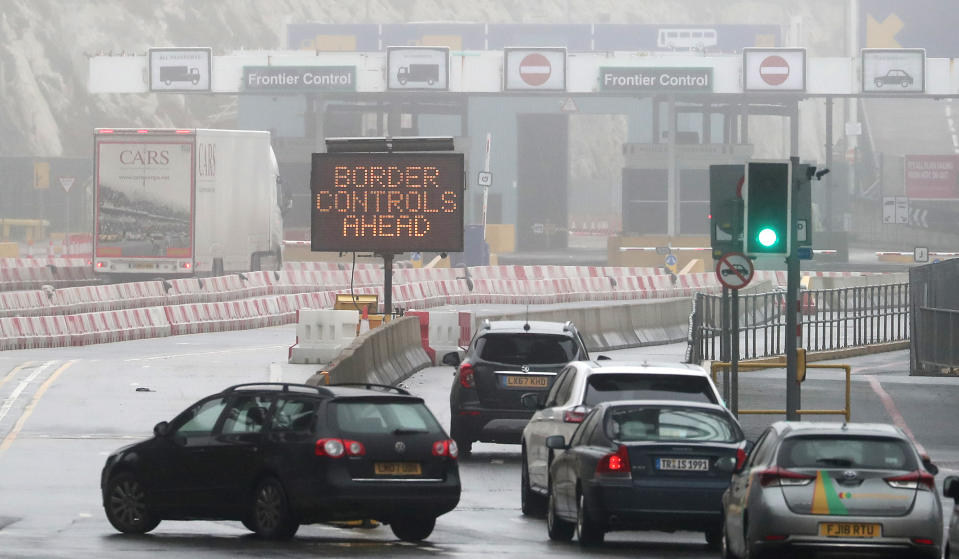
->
[689,283,910,362]
[710,356,852,421]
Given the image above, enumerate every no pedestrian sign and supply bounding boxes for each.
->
[715,252,755,290]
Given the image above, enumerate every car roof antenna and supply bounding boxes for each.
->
[523,305,531,331]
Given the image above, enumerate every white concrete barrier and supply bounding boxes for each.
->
[289,309,359,365]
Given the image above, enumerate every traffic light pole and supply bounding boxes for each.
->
[785,156,801,421]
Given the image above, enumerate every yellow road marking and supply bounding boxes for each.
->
[0,361,37,391]
[0,360,77,455]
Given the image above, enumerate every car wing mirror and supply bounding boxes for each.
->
[922,454,939,475]
[715,455,737,474]
[441,351,461,367]
[521,392,543,411]
[545,435,567,450]
[944,475,959,499]
[153,421,170,437]
[596,354,611,361]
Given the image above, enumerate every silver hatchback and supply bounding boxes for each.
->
[721,422,941,559]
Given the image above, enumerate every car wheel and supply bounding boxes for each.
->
[705,523,722,550]
[104,473,160,534]
[720,516,740,559]
[875,79,883,88]
[390,515,436,542]
[547,491,574,541]
[521,447,546,516]
[250,477,299,540]
[575,491,604,546]
[450,421,472,457]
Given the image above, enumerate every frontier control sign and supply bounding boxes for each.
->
[600,67,712,92]
[242,66,355,92]
[310,153,465,252]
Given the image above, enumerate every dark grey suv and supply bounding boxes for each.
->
[443,320,589,455]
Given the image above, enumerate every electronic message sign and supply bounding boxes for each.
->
[310,153,465,252]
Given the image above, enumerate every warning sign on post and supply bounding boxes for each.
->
[504,48,567,91]
[715,252,755,290]
[310,152,465,252]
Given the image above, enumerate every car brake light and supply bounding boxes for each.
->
[563,406,587,423]
[99,129,114,134]
[315,438,365,458]
[95,261,104,268]
[432,439,458,459]
[182,262,191,269]
[136,129,149,134]
[758,466,814,487]
[596,445,631,477]
[458,363,475,388]
[885,470,935,491]
[912,537,935,545]
[735,447,748,471]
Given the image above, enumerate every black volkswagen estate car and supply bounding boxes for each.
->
[101,382,460,542]
[443,320,590,455]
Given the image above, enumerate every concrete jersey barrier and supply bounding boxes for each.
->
[306,316,431,387]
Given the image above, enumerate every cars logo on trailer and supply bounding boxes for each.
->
[760,55,790,86]
[395,441,406,454]
[519,53,552,86]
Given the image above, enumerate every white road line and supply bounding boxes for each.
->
[124,345,287,362]
[947,106,953,117]
[269,363,282,382]
[953,134,958,147]
[0,361,57,426]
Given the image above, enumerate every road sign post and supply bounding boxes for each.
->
[785,156,802,421]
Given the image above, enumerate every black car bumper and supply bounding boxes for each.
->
[451,407,534,444]
[584,479,727,531]
[289,471,461,523]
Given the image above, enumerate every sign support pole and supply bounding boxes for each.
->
[785,156,801,420]
[720,287,730,404]
[382,252,394,317]
[731,288,740,417]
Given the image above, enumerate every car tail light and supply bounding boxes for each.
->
[563,406,587,424]
[758,466,814,487]
[95,261,104,268]
[458,363,475,388]
[182,262,192,269]
[432,439,458,459]
[596,445,631,477]
[735,446,748,471]
[764,534,787,541]
[885,470,935,491]
[315,438,365,458]
[911,537,935,545]
[136,129,149,134]
[99,129,114,134]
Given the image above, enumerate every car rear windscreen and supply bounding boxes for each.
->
[332,401,444,436]
[778,436,917,470]
[584,373,716,407]
[476,333,577,365]
[606,406,741,443]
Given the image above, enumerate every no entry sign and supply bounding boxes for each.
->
[715,252,755,290]
[759,55,789,86]
[519,53,551,86]
[504,47,567,91]
[743,48,806,91]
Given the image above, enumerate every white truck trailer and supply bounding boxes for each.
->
[93,128,282,278]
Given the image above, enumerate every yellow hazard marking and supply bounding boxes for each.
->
[0,360,77,455]
[0,361,36,391]
[866,13,904,48]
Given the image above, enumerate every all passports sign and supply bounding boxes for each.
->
[310,152,465,252]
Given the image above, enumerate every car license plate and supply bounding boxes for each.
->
[656,458,710,471]
[132,262,154,269]
[818,523,881,538]
[503,375,549,388]
[374,462,421,476]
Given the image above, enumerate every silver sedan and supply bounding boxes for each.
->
[721,421,942,559]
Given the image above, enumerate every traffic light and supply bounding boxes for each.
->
[744,161,791,256]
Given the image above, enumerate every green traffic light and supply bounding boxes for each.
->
[757,227,778,247]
